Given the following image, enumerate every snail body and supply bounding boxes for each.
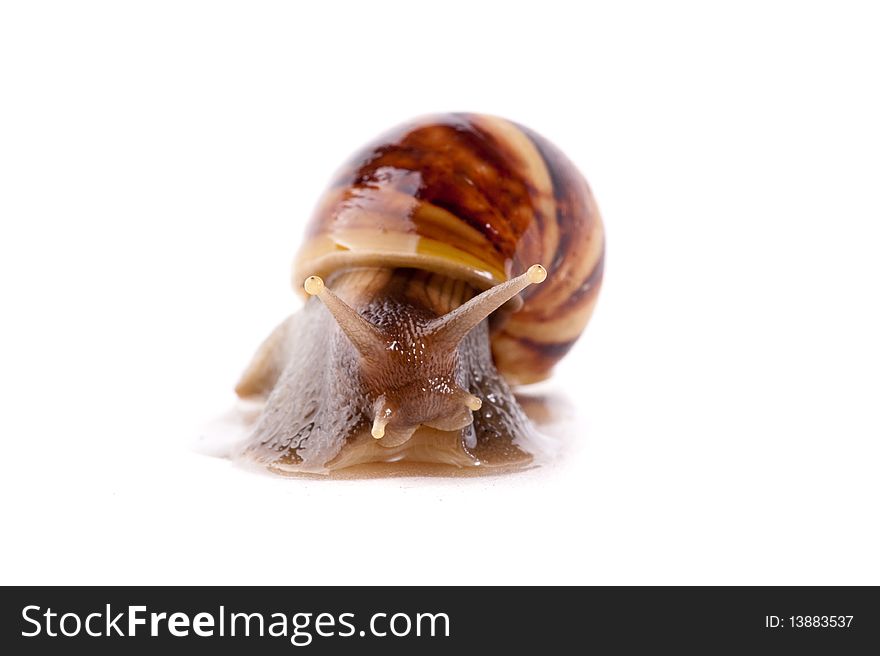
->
[235,113,604,474]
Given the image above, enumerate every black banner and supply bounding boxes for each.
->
[1,586,877,653]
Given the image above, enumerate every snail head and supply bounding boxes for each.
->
[304,265,547,447]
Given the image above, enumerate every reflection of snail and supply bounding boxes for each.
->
[235,114,605,474]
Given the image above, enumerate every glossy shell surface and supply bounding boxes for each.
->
[294,113,604,384]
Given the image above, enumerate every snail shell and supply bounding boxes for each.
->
[296,113,605,385]
[235,113,604,474]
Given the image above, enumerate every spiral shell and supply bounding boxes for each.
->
[294,113,604,384]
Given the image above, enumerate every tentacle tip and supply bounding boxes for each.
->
[527,264,547,284]
[304,275,324,296]
[465,395,483,411]
[371,408,391,440]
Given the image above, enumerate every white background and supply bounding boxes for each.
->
[2,1,878,585]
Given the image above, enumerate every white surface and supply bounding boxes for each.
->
[2,1,879,585]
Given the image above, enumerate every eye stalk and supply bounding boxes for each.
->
[304,265,547,445]
[304,265,546,356]
[422,265,546,348]
[303,274,388,358]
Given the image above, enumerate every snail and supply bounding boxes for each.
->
[234,113,604,474]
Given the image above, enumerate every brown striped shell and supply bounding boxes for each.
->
[294,113,604,385]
